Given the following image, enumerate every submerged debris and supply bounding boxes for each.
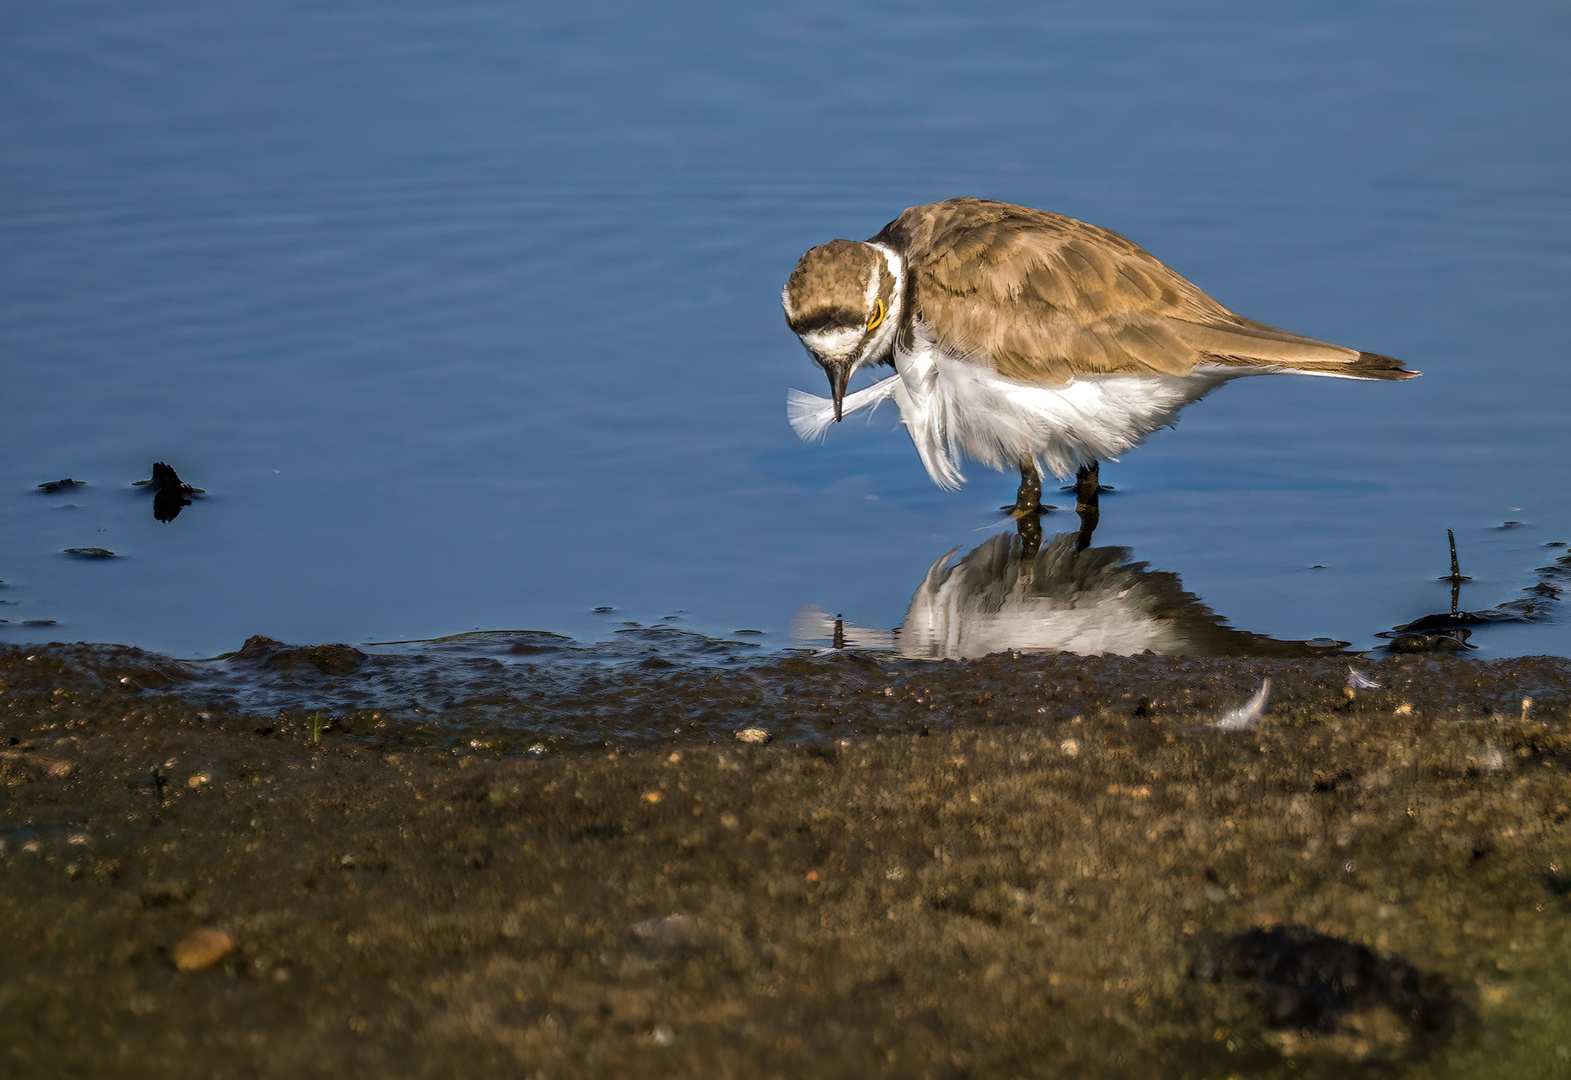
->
[36,478,86,493]
[1383,529,1564,652]
[1387,630,1474,654]
[226,635,367,676]
[133,461,206,523]
[62,548,117,559]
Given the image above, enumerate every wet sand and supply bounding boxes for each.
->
[5,640,1571,1077]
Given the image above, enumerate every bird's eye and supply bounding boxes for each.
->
[866,298,886,332]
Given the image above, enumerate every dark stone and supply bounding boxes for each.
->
[228,635,368,676]
[1194,924,1467,1053]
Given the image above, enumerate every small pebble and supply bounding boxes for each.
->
[1389,632,1470,654]
[735,728,771,744]
[630,914,697,949]
[172,927,234,972]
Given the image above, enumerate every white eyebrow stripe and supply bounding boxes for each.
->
[862,246,881,311]
[869,242,903,301]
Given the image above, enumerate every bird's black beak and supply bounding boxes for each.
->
[823,360,852,422]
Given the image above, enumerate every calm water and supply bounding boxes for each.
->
[3,1,1568,659]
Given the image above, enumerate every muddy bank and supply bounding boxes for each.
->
[5,640,1571,1077]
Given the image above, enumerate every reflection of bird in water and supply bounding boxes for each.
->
[783,199,1417,525]
[899,531,1343,660]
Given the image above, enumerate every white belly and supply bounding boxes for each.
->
[785,334,1237,490]
[890,336,1231,488]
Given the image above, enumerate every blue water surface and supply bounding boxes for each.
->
[2,0,1568,657]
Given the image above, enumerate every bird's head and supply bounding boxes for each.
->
[782,240,902,421]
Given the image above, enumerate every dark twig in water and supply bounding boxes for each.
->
[133,461,205,523]
[1381,528,1565,651]
[1439,528,1471,615]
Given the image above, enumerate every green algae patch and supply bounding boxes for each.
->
[3,643,1571,1077]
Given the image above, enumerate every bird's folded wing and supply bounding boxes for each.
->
[786,375,899,442]
[881,199,1410,383]
[1167,320,1357,365]
[1171,319,1416,379]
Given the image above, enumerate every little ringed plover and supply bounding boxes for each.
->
[782,198,1417,518]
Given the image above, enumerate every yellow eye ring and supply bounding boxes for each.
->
[866,298,886,332]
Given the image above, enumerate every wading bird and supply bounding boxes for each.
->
[783,198,1416,535]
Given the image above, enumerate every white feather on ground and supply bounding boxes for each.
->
[1216,678,1271,731]
[1346,668,1381,690]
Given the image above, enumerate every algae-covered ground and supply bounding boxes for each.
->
[5,640,1571,1078]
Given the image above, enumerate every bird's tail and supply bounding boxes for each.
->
[1285,351,1420,381]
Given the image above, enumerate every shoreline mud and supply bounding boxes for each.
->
[5,639,1571,1077]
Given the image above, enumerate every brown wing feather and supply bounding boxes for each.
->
[873,199,1405,383]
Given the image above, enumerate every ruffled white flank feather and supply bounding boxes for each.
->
[786,323,1238,490]
[897,334,1233,485]
[785,375,900,443]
